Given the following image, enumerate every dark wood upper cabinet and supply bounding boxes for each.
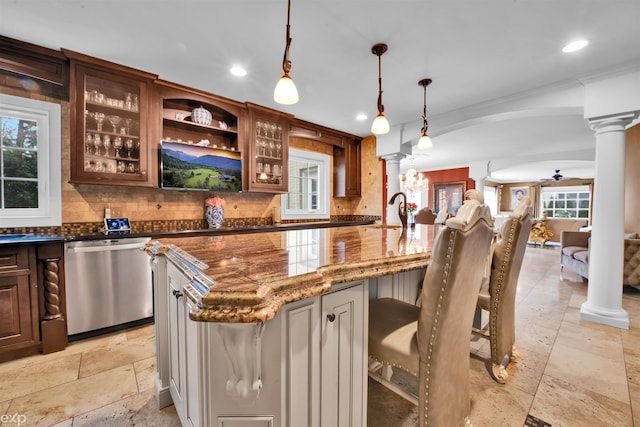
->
[245,103,292,193]
[0,35,68,100]
[289,118,344,147]
[289,118,362,198]
[334,138,362,198]
[153,80,246,188]
[65,49,158,187]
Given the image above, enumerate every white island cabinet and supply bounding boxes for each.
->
[147,225,435,427]
[157,259,368,427]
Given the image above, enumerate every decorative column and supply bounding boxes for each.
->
[468,161,489,202]
[37,243,68,354]
[382,153,406,225]
[580,112,639,329]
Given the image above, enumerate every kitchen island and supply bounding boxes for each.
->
[146,223,438,427]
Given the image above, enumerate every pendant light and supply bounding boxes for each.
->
[274,0,299,105]
[371,43,390,135]
[417,78,433,150]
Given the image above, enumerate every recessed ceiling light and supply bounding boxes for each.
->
[230,65,247,76]
[562,39,589,53]
[356,113,368,121]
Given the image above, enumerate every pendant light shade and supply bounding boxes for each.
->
[371,113,390,135]
[274,75,299,105]
[274,0,299,105]
[416,78,433,150]
[371,43,389,135]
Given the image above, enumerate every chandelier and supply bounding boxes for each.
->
[400,160,428,193]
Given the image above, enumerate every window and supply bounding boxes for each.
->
[483,186,498,216]
[281,148,330,220]
[540,185,591,220]
[0,94,61,227]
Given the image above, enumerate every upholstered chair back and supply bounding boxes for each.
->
[416,203,494,426]
[415,208,437,224]
[477,205,532,382]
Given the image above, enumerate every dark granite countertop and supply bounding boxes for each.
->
[0,220,375,245]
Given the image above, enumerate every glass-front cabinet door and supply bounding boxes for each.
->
[246,103,291,193]
[67,52,156,186]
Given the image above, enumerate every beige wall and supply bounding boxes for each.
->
[625,123,640,233]
[64,122,382,224]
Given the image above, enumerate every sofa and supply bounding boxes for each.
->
[560,231,640,286]
[546,218,587,243]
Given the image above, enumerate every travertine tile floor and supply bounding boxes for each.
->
[1,246,639,426]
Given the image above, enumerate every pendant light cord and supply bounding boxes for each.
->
[421,84,428,135]
[282,0,292,75]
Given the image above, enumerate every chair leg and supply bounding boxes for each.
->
[491,363,509,384]
[510,345,521,361]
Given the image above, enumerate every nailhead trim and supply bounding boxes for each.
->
[423,229,457,425]
[489,218,518,366]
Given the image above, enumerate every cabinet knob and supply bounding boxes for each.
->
[327,313,336,322]
[172,289,183,299]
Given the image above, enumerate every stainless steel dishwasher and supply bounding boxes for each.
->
[65,237,152,338]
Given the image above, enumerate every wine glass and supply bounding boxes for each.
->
[275,142,282,159]
[107,115,121,133]
[93,112,105,132]
[114,137,123,158]
[102,135,112,156]
[125,138,134,158]
[93,134,101,155]
[124,118,133,135]
[85,133,93,153]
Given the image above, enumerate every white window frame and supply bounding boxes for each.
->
[281,148,330,220]
[540,185,591,221]
[0,94,61,227]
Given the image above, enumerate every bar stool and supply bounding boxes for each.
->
[474,201,532,383]
[369,201,494,426]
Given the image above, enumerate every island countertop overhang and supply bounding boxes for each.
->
[146,224,438,323]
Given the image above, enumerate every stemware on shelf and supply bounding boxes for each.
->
[124,118,134,135]
[93,112,105,132]
[114,136,124,158]
[107,115,121,133]
[93,134,101,155]
[125,138,134,158]
[102,135,112,156]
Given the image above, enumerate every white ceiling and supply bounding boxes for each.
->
[2,0,639,181]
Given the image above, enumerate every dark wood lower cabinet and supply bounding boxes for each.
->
[0,245,39,362]
[0,242,67,362]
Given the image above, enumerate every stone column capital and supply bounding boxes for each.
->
[588,111,639,134]
[380,153,406,164]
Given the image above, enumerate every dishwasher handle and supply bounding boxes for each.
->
[66,242,146,254]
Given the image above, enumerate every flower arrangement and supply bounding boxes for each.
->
[205,196,226,208]
[406,202,418,214]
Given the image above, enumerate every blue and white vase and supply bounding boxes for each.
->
[206,206,224,229]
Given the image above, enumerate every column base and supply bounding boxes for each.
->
[580,302,629,330]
